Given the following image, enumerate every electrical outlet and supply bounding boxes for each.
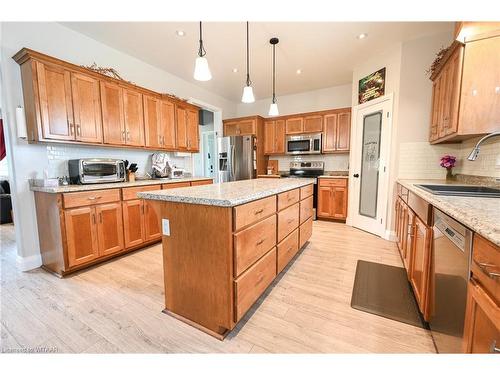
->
[162,219,170,236]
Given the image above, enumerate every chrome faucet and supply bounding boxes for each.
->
[467,131,500,161]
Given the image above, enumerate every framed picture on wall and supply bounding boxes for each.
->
[358,67,386,104]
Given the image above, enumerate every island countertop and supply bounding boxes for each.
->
[138,178,316,207]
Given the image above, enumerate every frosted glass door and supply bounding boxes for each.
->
[359,111,382,218]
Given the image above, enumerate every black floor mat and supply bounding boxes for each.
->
[350,260,426,328]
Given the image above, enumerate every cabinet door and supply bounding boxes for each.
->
[95,202,124,256]
[238,119,256,135]
[224,121,239,136]
[36,61,74,141]
[429,76,441,142]
[323,114,337,152]
[274,119,286,154]
[403,209,415,271]
[144,200,161,242]
[399,204,409,256]
[410,217,431,314]
[459,36,500,135]
[122,200,145,248]
[123,89,145,146]
[303,115,323,133]
[331,186,348,219]
[143,94,162,149]
[395,199,401,248]
[64,206,99,268]
[264,121,275,154]
[100,81,125,145]
[317,186,333,218]
[336,111,351,152]
[463,280,500,353]
[285,117,303,134]
[160,100,176,149]
[176,106,187,150]
[71,73,102,143]
[443,47,463,136]
[186,108,199,151]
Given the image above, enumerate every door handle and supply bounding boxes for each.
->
[490,340,500,353]
[353,173,360,178]
[473,260,500,279]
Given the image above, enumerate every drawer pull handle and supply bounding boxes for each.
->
[256,238,265,245]
[490,340,500,354]
[255,275,265,286]
[87,196,102,200]
[474,260,500,279]
[254,208,264,215]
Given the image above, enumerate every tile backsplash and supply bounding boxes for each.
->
[46,144,192,178]
[398,138,500,179]
[270,154,349,172]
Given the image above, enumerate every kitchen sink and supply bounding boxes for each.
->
[416,184,500,198]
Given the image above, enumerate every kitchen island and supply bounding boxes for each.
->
[139,178,315,339]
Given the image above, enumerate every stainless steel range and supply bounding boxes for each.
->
[283,161,324,220]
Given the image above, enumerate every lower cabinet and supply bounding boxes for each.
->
[95,202,125,257]
[317,178,348,220]
[122,199,146,248]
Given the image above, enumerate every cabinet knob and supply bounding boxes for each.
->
[490,340,500,353]
[353,173,360,178]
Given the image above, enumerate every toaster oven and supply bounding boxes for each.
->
[68,158,126,184]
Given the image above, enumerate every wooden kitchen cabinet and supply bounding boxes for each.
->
[303,115,323,133]
[409,216,432,316]
[14,48,200,152]
[285,117,304,134]
[403,209,415,272]
[100,81,126,145]
[264,119,285,155]
[144,200,162,242]
[223,118,256,136]
[70,72,103,143]
[122,199,146,248]
[64,206,99,268]
[323,110,351,153]
[317,178,348,220]
[95,202,125,256]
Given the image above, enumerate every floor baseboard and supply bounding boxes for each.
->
[16,253,42,271]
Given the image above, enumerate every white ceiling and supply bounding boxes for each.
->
[61,22,453,102]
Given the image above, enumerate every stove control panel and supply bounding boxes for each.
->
[289,161,324,169]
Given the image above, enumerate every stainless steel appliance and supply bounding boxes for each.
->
[68,158,126,184]
[217,136,256,182]
[429,208,473,353]
[170,167,186,179]
[283,161,324,220]
[286,133,322,155]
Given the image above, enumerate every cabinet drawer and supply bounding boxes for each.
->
[190,179,213,186]
[472,235,500,305]
[300,184,313,199]
[122,185,161,201]
[397,183,409,202]
[234,196,276,231]
[277,203,300,242]
[299,195,313,224]
[63,189,120,208]
[299,217,313,248]
[277,188,300,211]
[319,178,347,187]
[407,190,432,226]
[234,215,277,277]
[162,182,191,189]
[234,248,277,322]
[277,229,299,274]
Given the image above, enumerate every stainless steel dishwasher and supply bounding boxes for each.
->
[428,208,472,353]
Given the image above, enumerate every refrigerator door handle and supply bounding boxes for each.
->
[231,145,236,180]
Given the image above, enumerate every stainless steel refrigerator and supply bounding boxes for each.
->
[217,136,256,182]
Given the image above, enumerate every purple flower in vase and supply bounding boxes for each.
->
[440,154,456,170]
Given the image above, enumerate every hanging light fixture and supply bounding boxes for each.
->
[268,37,279,116]
[241,22,255,103]
[193,21,212,81]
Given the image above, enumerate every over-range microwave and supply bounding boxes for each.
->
[286,133,322,155]
[68,158,126,184]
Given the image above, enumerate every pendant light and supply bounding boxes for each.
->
[241,22,255,103]
[194,21,212,81]
[268,37,279,116]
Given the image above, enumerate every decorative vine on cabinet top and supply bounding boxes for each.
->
[429,34,500,144]
[13,48,200,152]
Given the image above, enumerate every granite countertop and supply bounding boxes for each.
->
[138,178,316,207]
[29,177,213,194]
[398,179,500,246]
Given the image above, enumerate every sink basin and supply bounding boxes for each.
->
[416,184,500,198]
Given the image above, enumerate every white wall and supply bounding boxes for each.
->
[236,84,352,118]
[0,22,237,267]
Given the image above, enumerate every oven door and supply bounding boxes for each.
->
[286,137,312,155]
[80,160,124,184]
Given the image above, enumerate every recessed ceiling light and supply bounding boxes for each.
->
[296,69,302,75]
[357,33,368,40]
[232,68,238,73]
[176,30,185,37]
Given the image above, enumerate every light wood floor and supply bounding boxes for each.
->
[0,221,436,353]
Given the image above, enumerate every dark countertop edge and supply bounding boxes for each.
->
[29,177,214,194]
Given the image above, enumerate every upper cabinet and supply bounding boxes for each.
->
[264,119,285,155]
[323,110,351,153]
[223,118,256,136]
[13,48,200,152]
[429,31,500,144]
[285,117,304,134]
